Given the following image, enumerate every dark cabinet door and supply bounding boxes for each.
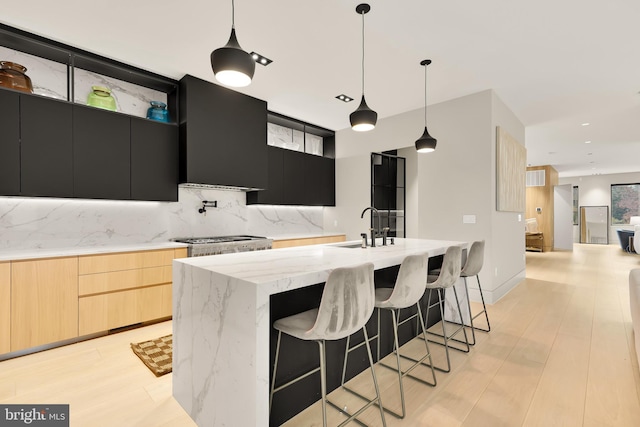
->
[180,75,267,189]
[130,118,178,201]
[20,95,74,197]
[0,90,20,195]
[73,106,130,199]
[282,150,307,205]
[305,155,335,206]
[246,145,283,204]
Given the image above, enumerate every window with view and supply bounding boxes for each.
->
[611,183,640,224]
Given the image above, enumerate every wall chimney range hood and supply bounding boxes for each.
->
[179,75,268,191]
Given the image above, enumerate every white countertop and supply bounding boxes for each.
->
[176,238,466,294]
[0,241,189,262]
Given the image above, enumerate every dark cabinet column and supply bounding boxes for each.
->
[20,95,73,197]
[0,90,20,195]
[130,118,178,201]
[73,106,130,199]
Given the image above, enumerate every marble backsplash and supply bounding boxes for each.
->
[0,45,167,118]
[0,187,324,251]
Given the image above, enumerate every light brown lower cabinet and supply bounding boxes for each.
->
[11,257,79,352]
[2,247,187,356]
[77,247,186,335]
[0,262,10,354]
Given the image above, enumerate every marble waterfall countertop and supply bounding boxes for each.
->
[172,238,467,427]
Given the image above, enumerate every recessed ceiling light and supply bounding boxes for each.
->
[582,122,590,126]
[249,52,272,66]
[587,152,593,155]
[336,94,353,102]
[585,140,592,144]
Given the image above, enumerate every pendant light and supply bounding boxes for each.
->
[350,3,377,132]
[211,0,255,87]
[415,59,437,153]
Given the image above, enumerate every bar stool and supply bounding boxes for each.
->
[422,245,469,373]
[269,263,387,427]
[341,253,436,419]
[460,240,489,345]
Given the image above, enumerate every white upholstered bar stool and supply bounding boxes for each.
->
[459,240,489,345]
[269,263,387,427]
[421,245,469,373]
[341,253,437,419]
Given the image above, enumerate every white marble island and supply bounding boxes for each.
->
[172,238,466,426]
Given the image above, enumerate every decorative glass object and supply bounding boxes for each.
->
[0,61,34,93]
[87,85,117,111]
[146,100,170,122]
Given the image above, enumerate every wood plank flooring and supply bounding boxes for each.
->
[1,243,639,426]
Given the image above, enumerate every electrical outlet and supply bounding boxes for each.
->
[334,220,338,227]
[518,214,522,222]
[494,267,498,277]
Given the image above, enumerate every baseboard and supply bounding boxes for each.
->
[467,268,526,305]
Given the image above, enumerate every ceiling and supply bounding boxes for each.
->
[2,0,639,178]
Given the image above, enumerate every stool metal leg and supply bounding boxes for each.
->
[318,340,328,427]
[269,330,282,413]
[470,275,491,333]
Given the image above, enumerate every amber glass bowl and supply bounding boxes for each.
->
[0,61,34,93]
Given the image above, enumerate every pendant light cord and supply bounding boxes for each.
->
[231,0,235,29]
[424,65,427,125]
[361,10,365,96]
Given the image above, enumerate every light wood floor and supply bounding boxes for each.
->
[1,244,639,426]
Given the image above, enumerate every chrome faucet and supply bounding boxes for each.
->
[361,206,385,247]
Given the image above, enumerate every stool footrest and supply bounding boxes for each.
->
[327,386,383,426]
[272,366,320,395]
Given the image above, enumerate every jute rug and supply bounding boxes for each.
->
[131,334,173,377]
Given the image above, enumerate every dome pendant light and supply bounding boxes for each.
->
[415,59,437,153]
[211,0,255,87]
[350,3,377,132]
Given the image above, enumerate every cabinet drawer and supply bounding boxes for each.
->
[78,284,172,335]
[79,249,175,275]
[79,266,171,296]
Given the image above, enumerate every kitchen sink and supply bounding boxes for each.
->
[333,243,365,249]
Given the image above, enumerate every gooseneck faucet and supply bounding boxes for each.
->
[361,206,383,247]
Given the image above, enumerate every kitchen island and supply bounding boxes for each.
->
[172,238,466,426]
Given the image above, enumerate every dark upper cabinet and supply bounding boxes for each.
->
[246,147,336,206]
[0,90,20,195]
[282,150,308,205]
[246,146,283,205]
[73,105,130,200]
[21,95,73,197]
[305,155,335,206]
[179,75,267,189]
[130,118,178,201]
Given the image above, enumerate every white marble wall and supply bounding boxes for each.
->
[0,187,325,251]
[0,45,167,118]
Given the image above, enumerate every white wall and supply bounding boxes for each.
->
[325,89,526,304]
[554,184,574,250]
[559,171,640,244]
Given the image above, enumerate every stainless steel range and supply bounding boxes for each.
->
[173,235,272,257]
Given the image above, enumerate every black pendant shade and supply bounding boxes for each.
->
[415,59,437,152]
[350,95,378,132]
[415,126,437,153]
[351,4,377,132]
[211,1,255,87]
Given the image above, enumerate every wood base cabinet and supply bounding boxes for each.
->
[10,257,79,352]
[77,248,186,335]
[0,262,10,354]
